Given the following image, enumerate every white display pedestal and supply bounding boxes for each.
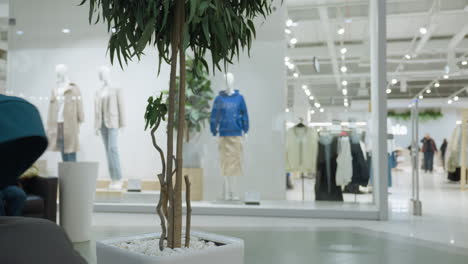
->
[59,162,98,243]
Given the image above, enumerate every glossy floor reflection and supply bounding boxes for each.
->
[206,228,468,264]
[88,226,468,264]
[82,165,468,263]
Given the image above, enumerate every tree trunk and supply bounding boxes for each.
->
[173,0,186,248]
[166,0,182,249]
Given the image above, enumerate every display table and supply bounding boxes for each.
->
[59,162,99,243]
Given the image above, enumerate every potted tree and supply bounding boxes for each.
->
[81,0,279,262]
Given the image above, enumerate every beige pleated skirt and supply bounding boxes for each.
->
[219,136,243,177]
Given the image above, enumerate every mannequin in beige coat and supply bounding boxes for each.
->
[47,64,84,161]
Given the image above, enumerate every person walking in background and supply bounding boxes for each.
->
[421,134,437,173]
[440,139,448,171]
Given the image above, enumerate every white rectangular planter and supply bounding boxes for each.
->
[97,231,244,264]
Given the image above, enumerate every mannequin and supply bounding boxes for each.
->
[47,64,84,162]
[225,72,235,96]
[95,66,125,189]
[210,72,249,201]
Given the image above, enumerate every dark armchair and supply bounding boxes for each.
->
[20,176,58,223]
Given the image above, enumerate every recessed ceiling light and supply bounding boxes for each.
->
[342,89,348,96]
[434,82,440,88]
[309,95,315,100]
[111,27,117,33]
[419,27,428,35]
[290,38,298,45]
[288,63,295,70]
[391,79,398,85]
[62,28,71,34]
[319,108,325,113]
[405,54,411,60]
[462,60,468,66]
[293,73,299,78]
[286,19,294,27]
[454,96,459,101]
[16,30,24,35]
[285,108,290,113]
[386,88,392,94]
[285,28,291,34]
[443,74,449,79]
[340,48,347,55]
[337,27,345,35]
[342,80,348,86]
[419,95,424,99]
[304,89,311,96]
[340,66,348,73]
[302,85,308,90]
[448,99,453,104]
[315,102,321,108]
[426,89,431,94]
[284,57,290,62]
[344,102,349,107]
[310,110,315,114]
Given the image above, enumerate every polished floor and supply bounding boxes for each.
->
[80,165,468,263]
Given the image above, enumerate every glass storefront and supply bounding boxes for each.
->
[4,0,389,220]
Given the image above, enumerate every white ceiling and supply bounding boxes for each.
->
[286,0,468,108]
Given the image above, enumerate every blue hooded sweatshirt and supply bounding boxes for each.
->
[210,90,249,137]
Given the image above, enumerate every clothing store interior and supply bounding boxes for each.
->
[2,0,468,263]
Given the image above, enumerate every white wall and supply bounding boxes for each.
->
[199,41,287,201]
[7,0,287,200]
[8,41,170,181]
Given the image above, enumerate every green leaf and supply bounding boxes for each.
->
[136,17,155,53]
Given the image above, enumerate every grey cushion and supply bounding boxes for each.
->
[0,217,87,264]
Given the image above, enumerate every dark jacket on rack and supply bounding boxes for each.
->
[350,142,370,187]
[315,135,343,201]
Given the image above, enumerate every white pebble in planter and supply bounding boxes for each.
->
[97,231,244,264]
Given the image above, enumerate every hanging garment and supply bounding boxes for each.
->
[94,88,126,130]
[448,167,461,182]
[219,136,243,177]
[285,126,319,174]
[315,135,343,201]
[447,126,461,173]
[335,136,352,186]
[210,90,249,137]
[47,84,84,154]
[350,140,370,187]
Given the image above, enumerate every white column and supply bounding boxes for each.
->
[370,0,389,220]
[59,162,99,242]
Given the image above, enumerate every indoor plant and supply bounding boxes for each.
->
[81,0,279,256]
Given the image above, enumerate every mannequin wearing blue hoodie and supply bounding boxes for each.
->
[210,73,249,200]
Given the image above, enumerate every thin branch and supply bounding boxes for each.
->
[184,175,192,248]
[151,118,166,177]
[156,173,167,251]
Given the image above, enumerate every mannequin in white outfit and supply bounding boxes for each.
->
[96,66,125,189]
